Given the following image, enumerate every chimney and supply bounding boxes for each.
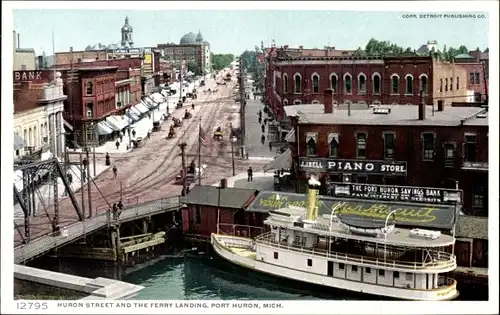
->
[17,32,20,49]
[299,45,303,50]
[437,100,444,111]
[323,88,333,113]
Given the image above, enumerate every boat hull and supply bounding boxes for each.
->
[211,234,459,301]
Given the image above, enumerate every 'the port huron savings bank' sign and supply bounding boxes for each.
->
[248,191,458,229]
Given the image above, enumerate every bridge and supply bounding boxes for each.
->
[14,196,183,264]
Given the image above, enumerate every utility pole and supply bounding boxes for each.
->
[179,142,187,195]
[238,56,246,157]
[79,152,85,218]
[231,136,236,176]
[86,149,92,218]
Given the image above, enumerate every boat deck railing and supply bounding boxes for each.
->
[255,232,456,271]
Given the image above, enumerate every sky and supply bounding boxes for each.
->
[11,9,491,56]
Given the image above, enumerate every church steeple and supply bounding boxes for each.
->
[121,16,134,48]
[196,30,203,43]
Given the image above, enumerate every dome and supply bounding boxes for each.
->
[180,32,197,45]
[196,31,203,42]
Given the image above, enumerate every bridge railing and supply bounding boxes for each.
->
[14,196,183,264]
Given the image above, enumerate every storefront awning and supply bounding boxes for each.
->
[107,115,129,130]
[142,100,155,110]
[284,129,295,142]
[263,148,292,172]
[63,118,74,131]
[247,191,457,230]
[96,121,114,135]
[14,133,25,150]
[150,93,164,104]
[105,117,122,131]
[134,103,149,114]
[41,151,53,161]
[126,110,140,122]
[129,105,142,116]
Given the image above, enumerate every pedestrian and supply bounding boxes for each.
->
[261,134,265,144]
[192,103,195,110]
[127,128,131,137]
[245,152,249,160]
[115,140,120,150]
[112,203,118,220]
[113,165,118,179]
[261,124,265,133]
[269,142,272,152]
[82,157,88,170]
[258,117,262,125]
[119,132,123,142]
[105,152,111,166]
[247,167,253,182]
[117,200,124,211]
[264,118,267,126]
[132,129,136,138]
[82,169,86,183]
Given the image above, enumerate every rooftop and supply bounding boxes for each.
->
[285,104,488,127]
[55,66,119,72]
[185,185,257,209]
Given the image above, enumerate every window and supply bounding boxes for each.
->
[420,75,428,94]
[391,75,399,94]
[456,77,460,90]
[365,267,371,274]
[378,270,385,277]
[445,78,448,91]
[195,205,201,224]
[293,99,301,105]
[463,134,476,162]
[469,72,474,84]
[274,252,279,259]
[312,74,319,93]
[472,185,485,209]
[405,75,413,94]
[339,263,345,270]
[283,75,288,94]
[330,74,338,93]
[306,133,317,156]
[356,133,367,159]
[383,132,395,159]
[351,265,358,272]
[405,273,413,281]
[474,73,480,85]
[21,64,27,70]
[444,143,455,159]
[85,81,93,95]
[307,259,312,267]
[344,74,352,94]
[358,74,366,93]
[294,74,301,93]
[372,73,381,94]
[439,78,443,92]
[422,133,435,160]
[328,133,339,157]
[450,77,453,91]
[394,271,400,278]
[86,101,94,118]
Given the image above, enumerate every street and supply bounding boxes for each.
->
[14,75,268,245]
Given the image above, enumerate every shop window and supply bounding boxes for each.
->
[312,74,319,93]
[472,185,485,209]
[307,259,312,267]
[356,133,367,159]
[405,75,413,94]
[85,81,93,95]
[421,132,435,160]
[383,132,395,159]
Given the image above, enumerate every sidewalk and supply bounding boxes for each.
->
[210,171,275,191]
[14,161,111,218]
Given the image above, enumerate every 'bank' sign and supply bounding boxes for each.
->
[299,158,407,176]
[13,71,47,83]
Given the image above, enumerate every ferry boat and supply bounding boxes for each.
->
[211,178,459,300]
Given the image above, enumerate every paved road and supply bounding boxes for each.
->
[244,98,275,159]
[14,76,267,246]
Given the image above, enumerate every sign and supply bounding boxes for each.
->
[144,54,152,65]
[13,71,48,83]
[114,48,142,54]
[328,182,463,205]
[247,191,456,229]
[299,158,407,176]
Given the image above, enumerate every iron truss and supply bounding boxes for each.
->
[13,158,83,244]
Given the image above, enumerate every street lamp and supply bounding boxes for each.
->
[230,136,237,176]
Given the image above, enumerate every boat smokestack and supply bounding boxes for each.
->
[306,176,321,221]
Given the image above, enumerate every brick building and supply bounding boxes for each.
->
[282,90,488,217]
[265,54,468,121]
[453,53,488,102]
[56,67,118,146]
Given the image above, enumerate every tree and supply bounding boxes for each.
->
[240,50,258,70]
[484,47,489,53]
[186,61,202,76]
[211,53,234,71]
[360,38,411,57]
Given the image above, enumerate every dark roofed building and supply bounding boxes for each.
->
[181,186,264,239]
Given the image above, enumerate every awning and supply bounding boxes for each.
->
[284,129,295,142]
[63,118,74,131]
[136,103,150,113]
[105,117,122,131]
[152,110,163,123]
[14,133,25,150]
[96,121,114,135]
[108,115,129,130]
[123,115,134,125]
[263,148,292,172]
[142,100,155,110]
[150,93,164,104]
[126,110,140,122]
[129,106,142,116]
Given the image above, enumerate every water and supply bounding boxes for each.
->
[29,252,486,301]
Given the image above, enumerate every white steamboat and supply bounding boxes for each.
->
[211,178,459,300]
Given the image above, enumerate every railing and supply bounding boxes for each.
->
[14,196,182,264]
[255,232,456,271]
[217,223,263,239]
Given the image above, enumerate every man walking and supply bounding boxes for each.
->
[113,165,118,179]
[247,167,253,182]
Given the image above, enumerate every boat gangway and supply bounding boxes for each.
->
[14,196,183,264]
